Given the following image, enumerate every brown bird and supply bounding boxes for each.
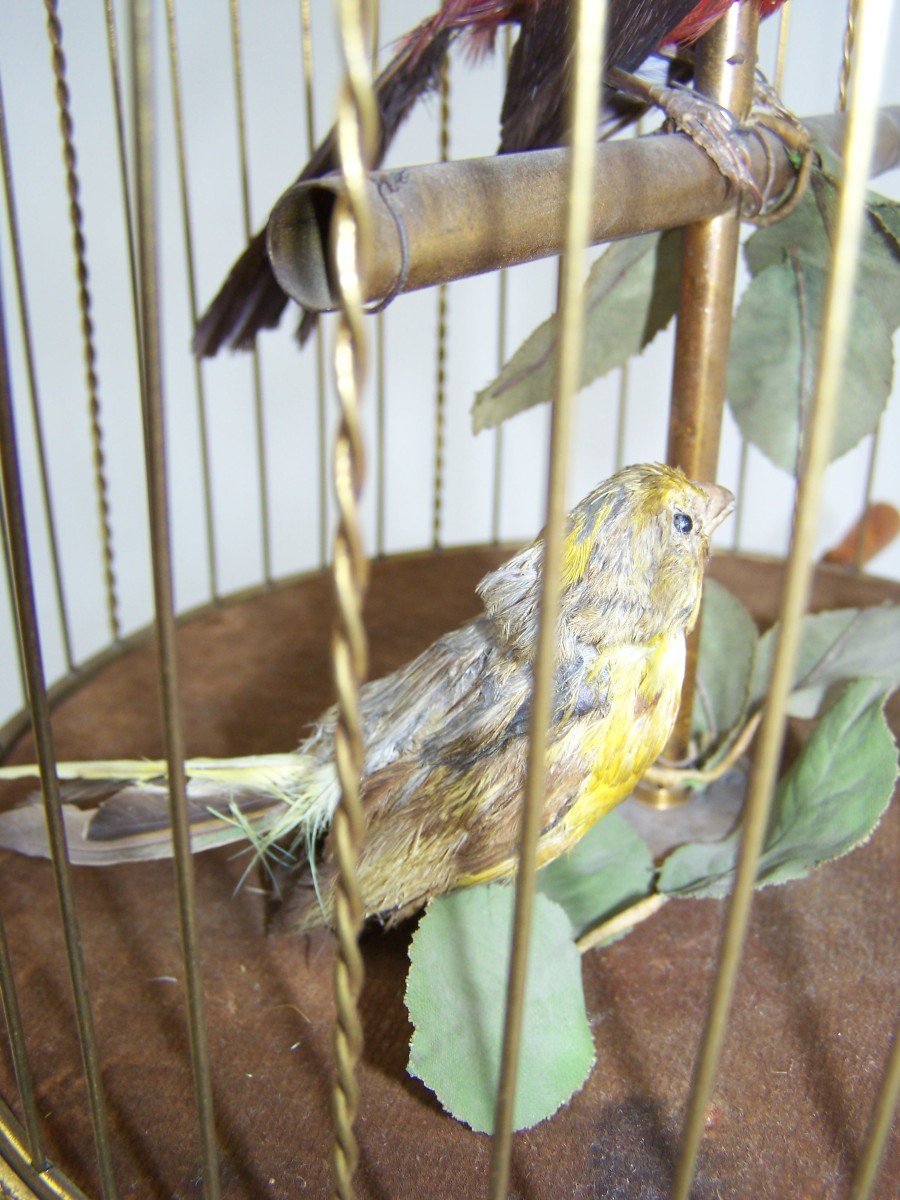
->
[193,0,786,358]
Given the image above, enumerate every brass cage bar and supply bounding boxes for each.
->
[432,58,451,551]
[299,0,332,568]
[849,1022,900,1200]
[670,1,895,1195]
[0,73,74,674]
[228,0,272,586]
[0,886,44,1169]
[488,2,608,1195]
[129,2,221,1195]
[43,0,121,647]
[164,0,220,601]
[0,218,118,1200]
[328,0,379,1195]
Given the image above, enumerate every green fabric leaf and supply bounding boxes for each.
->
[537,812,654,940]
[693,580,758,744]
[750,605,900,719]
[727,256,893,474]
[868,196,900,256]
[658,679,898,898]
[471,231,681,432]
[406,886,594,1133]
[745,166,900,331]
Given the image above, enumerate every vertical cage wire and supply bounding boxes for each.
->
[488,1,608,1195]
[163,0,220,601]
[299,0,332,568]
[732,0,793,552]
[849,1023,900,1200]
[0,879,44,1170]
[0,194,118,1200]
[432,58,451,550]
[671,1,894,1195]
[44,0,121,646]
[327,0,379,1194]
[228,0,272,586]
[129,1,221,1195]
[0,75,73,673]
[490,24,512,545]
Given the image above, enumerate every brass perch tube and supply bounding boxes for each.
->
[267,108,900,313]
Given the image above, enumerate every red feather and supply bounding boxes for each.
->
[665,0,785,47]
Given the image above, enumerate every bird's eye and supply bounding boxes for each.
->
[673,511,693,535]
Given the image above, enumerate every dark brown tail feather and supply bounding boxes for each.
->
[193,27,457,359]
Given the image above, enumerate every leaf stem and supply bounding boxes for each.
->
[576,893,669,954]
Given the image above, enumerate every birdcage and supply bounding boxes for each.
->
[0,1,897,1198]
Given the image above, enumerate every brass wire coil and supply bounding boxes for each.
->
[329,1,379,1195]
[44,0,120,645]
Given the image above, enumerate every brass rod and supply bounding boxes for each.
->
[268,108,900,315]
[664,3,761,767]
[0,473,29,706]
[0,227,118,1200]
[839,0,861,113]
[491,264,507,543]
[848,1022,900,1200]
[488,2,607,1195]
[129,3,220,1196]
[0,1095,91,1200]
[371,0,387,559]
[614,360,629,471]
[43,0,121,645]
[774,0,793,92]
[101,0,145,409]
[670,2,893,1196]
[328,0,378,1195]
[164,0,220,600]
[490,24,513,546]
[0,74,74,673]
[299,0,331,567]
[734,0,793,553]
[432,59,451,551]
[0,894,45,1169]
[228,0,272,585]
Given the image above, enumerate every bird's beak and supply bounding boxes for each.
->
[698,482,735,534]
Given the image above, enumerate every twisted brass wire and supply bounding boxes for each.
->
[671,1,893,1195]
[329,1,379,1195]
[300,0,332,567]
[488,2,607,1195]
[0,74,73,671]
[839,0,861,112]
[432,59,451,550]
[129,2,220,1195]
[44,0,120,643]
[228,0,272,585]
[733,0,793,551]
[164,0,219,600]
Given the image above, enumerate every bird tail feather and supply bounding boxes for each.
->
[0,754,335,868]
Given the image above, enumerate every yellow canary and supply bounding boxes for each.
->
[0,463,732,932]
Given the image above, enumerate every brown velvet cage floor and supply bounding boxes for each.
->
[0,549,897,1200]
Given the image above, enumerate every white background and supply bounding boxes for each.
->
[0,0,898,726]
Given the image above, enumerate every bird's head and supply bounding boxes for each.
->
[478,463,733,653]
